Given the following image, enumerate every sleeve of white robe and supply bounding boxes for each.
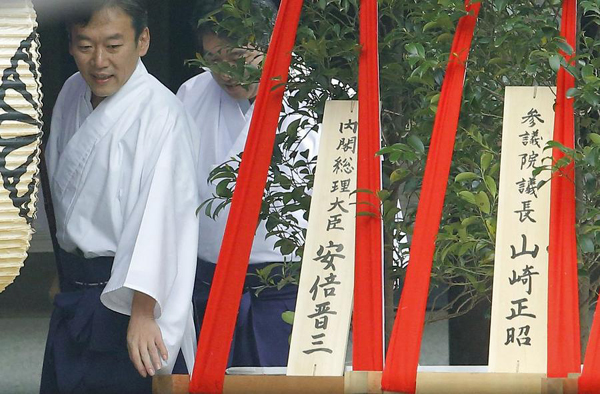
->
[100,107,199,369]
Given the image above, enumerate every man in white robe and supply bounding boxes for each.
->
[176,0,319,367]
[41,2,199,393]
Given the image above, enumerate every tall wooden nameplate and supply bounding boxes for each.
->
[287,100,358,376]
[489,86,555,373]
[0,0,43,293]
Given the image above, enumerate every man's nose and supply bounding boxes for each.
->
[91,48,109,68]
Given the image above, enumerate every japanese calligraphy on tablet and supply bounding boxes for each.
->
[489,86,554,374]
[287,101,358,376]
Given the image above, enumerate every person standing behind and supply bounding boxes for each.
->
[177,0,318,368]
[41,1,200,393]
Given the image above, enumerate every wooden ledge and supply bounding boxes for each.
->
[153,371,579,394]
[153,374,344,394]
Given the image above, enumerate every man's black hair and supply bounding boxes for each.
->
[193,0,277,53]
[65,0,149,41]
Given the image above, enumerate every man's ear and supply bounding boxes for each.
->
[137,27,150,57]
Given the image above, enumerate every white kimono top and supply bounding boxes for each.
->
[46,61,200,372]
[176,71,318,265]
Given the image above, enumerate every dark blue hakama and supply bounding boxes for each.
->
[174,259,298,372]
[40,250,151,394]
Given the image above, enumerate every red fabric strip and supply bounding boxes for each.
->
[353,0,384,371]
[188,1,303,392]
[380,2,480,393]
[547,0,580,379]
[581,312,600,393]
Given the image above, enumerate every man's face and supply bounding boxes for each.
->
[202,32,263,101]
[69,7,150,108]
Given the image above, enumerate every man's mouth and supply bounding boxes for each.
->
[92,74,113,85]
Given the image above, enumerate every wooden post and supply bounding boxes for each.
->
[563,374,580,394]
[344,371,383,393]
[541,375,580,394]
[153,374,190,394]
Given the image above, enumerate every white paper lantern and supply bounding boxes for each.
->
[0,0,43,293]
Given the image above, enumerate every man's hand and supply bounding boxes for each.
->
[127,291,168,378]
[48,274,60,303]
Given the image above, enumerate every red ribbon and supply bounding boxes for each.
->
[546,0,580,379]
[188,1,303,392]
[353,0,384,371]
[380,2,480,392]
[581,316,600,393]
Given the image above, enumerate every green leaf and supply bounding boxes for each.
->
[458,227,468,240]
[589,133,600,145]
[286,118,301,139]
[581,65,595,80]
[458,242,474,256]
[255,263,280,282]
[215,179,233,198]
[279,239,296,255]
[377,190,391,201]
[389,169,409,184]
[556,40,573,56]
[281,311,295,325]
[485,219,496,237]
[494,0,508,11]
[352,188,375,195]
[464,272,480,290]
[357,211,377,217]
[566,87,580,98]
[405,43,418,56]
[583,91,600,106]
[481,153,493,171]
[389,151,402,162]
[197,199,213,217]
[436,32,453,43]
[458,191,477,205]
[580,235,595,253]
[475,191,491,214]
[583,148,598,167]
[384,206,401,222]
[415,43,425,59]
[377,146,396,155]
[455,172,478,182]
[549,54,561,72]
[461,216,479,227]
[423,21,438,32]
[265,216,277,232]
[405,43,425,58]
[484,175,497,198]
[407,135,425,153]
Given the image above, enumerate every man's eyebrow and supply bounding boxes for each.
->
[73,33,124,42]
[73,34,92,42]
[106,33,124,40]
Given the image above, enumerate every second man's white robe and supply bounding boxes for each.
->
[176,71,319,265]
